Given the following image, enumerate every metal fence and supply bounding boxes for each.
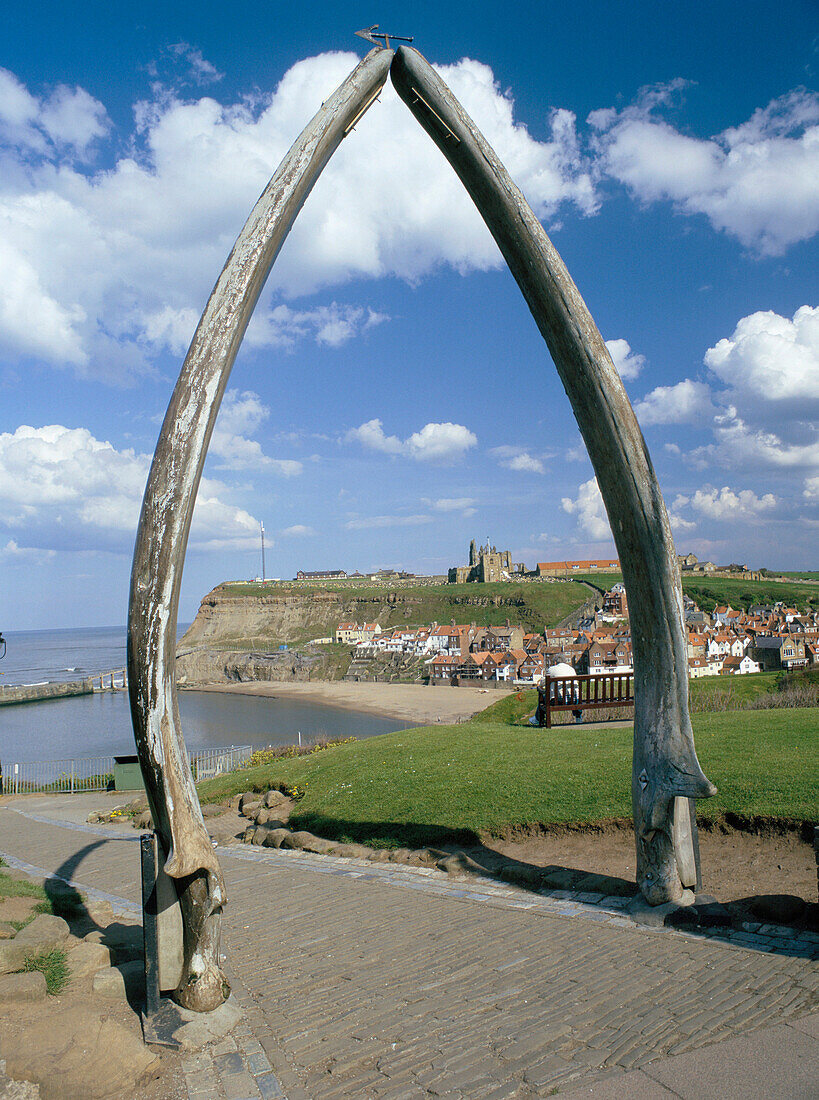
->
[2,755,116,795]
[190,745,252,781]
[2,744,253,795]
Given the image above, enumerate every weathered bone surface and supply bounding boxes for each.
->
[390,46,716,904]
[127,47,393,1011]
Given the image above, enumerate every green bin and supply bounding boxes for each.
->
[113,754,144,792]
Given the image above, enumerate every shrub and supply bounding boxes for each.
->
[242,736,357,768]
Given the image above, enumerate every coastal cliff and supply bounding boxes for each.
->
[176,579,592,686]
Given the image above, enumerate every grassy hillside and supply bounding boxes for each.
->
[681,576,819,612]
[198,702,818,845]
[217,579,595,637]
[579,573,818,611]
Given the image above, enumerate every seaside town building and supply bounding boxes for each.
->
[536,558,620,577]
[333,593,818,685]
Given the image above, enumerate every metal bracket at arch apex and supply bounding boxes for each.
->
[355,25,414,50]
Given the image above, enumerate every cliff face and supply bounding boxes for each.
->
[176,647,325,686]
[176,585,390,686]
[179,583,532,655]
[179,588,347,650]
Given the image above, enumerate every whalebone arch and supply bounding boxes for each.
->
[127,45,715,1012]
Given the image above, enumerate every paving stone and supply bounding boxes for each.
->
[255,1072,285,1099]
[246,1050,272,1075]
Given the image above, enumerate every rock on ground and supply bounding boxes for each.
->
[3,1008,158,1100]
[0,1058,40,1099]
[92,961,144,1001]
[0,973,47,1003]
[63,941,112,981]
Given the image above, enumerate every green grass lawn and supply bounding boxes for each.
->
[688,671,781,707]
[197,704,819,847]
[681,576,819,612]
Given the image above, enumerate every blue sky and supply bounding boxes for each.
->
[1,0,817,630]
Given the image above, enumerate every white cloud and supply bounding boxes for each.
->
[0,53,595,379]
[605,338,645,381]
[406,422,477,462]
[508,453,545,474]
[634,379,715,425]
[490,444,548,473]
[592,86,819,254]
[561,477,611,540]
[669,513,696,532]
[166,43,224,86]
[0,539,56,562]
[687,416,819,472]
[346,418,477,463]
[209,388,302,474]
[281,524,316,537]
[673,486,777,522]
[0,66,109,156]
[804,476,819,500]
[344,514,433,530]
[345,418,403,455]
[0,423,259,551]
[704,305,819,406]
[667,305,819,477]
[428,498,477,512]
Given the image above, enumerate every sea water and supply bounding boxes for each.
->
[0,626,411,764]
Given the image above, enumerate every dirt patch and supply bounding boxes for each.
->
[479,822,817,911]
[0,987,184,1100]
[0,896,41,925]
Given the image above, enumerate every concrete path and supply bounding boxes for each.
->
[1,794,817,1100]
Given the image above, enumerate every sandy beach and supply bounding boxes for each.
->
[194,680,514,725]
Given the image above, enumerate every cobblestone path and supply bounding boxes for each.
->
[1,800,816,1099]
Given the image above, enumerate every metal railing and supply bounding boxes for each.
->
[3,755,116,795]
[2,744,253,795]
[190,745,252,781]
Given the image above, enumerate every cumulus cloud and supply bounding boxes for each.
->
[345,418,403,455]
[0,66,109,157]
[489,445,548,473]
[245,303,389,351]
[346,418,477,463]
[704,305,819,408]
[406,423,477,462]
[673,486,777,522]
[0,53,595,379]
[605,338,645,381]
[687,415,819,472]
[344,514,433,530]
[634,379,715,425]
[804,476,819,500]
[209,389,303,475]
[663,305,818,477]
[561,477,611,540]
[591,85,819,254]
[0,423,259,551]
